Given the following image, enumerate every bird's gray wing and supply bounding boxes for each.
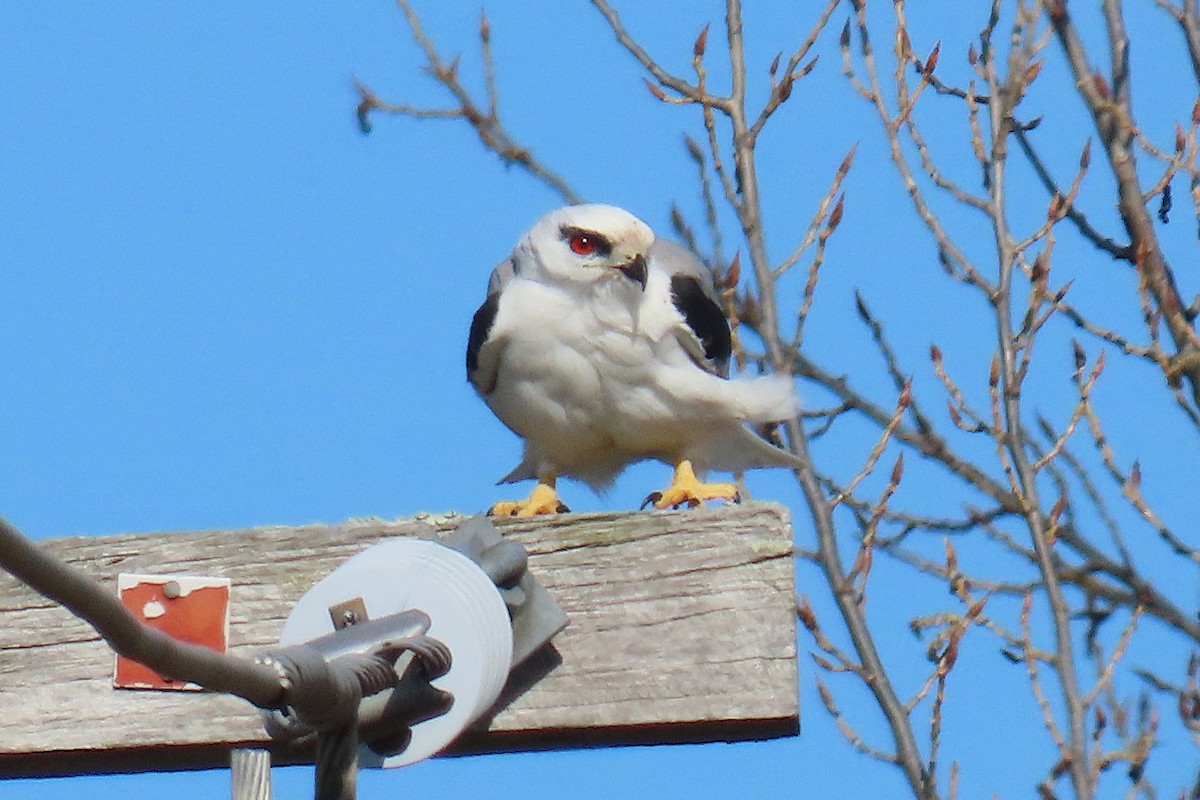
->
[650,239,732,378]
[486,255,517,296]
[650,238,719,294]
[466,256,516,394]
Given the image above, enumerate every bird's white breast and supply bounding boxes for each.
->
[482,275,697,473]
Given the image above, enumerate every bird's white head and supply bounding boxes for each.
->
[513,204,655,291]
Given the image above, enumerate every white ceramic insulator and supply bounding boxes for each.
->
[278,538,513,767]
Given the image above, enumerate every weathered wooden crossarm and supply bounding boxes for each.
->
[0,504,797,778]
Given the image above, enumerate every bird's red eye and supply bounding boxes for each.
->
[569,233,597,256]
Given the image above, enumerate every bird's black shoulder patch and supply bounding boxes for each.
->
[670,274,732,377]
[467,292,501,383]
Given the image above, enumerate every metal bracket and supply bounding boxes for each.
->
[261,609,454,757]
[439,514,568,667]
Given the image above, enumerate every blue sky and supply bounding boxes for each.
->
[2,2,1197,798]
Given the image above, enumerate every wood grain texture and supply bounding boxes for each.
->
[0,504,797,777]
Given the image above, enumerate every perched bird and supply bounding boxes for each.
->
[467,204,802,516]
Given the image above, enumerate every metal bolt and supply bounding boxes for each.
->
[328,597,369,629]
[163,580,181,599]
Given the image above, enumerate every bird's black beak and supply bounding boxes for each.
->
[617,253,648,290]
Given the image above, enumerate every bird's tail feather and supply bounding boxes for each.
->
[687,423,803,473]
[497,461,537,485]
[728,373,799,423]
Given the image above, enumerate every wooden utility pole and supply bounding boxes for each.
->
[0,504,797,777]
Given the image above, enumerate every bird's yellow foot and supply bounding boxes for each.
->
[641,460,741,510]
[488,482,570,517]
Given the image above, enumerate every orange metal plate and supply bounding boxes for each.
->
[113,574,231,691]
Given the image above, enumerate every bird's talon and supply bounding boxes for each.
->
[556,501,571,513]
[647,461,740,510]
[641,492,663,510]
[488,482,565,517]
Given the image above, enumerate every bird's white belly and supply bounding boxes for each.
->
[487,299,687,470]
